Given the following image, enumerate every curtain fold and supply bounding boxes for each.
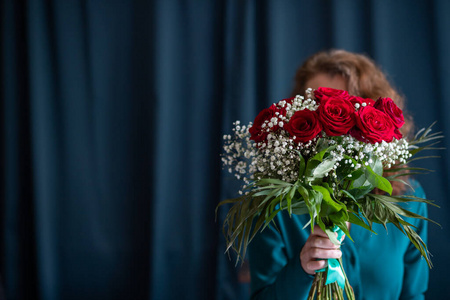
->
[1,1,449,299]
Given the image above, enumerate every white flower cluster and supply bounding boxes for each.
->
[326,135,411,176]
[222,127,309,193]
[279,93,319,118]
[222,92,412,194]
[222,121,257,184]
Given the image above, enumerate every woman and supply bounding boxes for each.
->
[248,50,428,299]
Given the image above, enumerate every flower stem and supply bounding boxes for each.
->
[338,257,355,300]
[307,273,320,300]
[308,257,355,299]
[327,280,332,299]
[318,272,324,299]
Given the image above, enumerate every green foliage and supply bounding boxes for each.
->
[217,124,442,267]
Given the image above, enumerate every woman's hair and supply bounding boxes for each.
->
[291,49,413,138]
[291,49,412,195]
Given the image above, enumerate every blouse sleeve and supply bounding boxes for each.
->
[399,181,429,299]
[248,215,313,300]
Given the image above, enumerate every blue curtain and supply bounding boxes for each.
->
[2,1,449,299]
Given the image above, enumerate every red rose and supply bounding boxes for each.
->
[373,97,405,129]
[285,109,322,143]
[249,104,284,143]
[351,106,396,143]
[394,128,402,140]
[318,97,356,136]
[314,87,349,103]
[347,95,375,107]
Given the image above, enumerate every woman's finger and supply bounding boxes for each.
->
[309,235,340,249]
[306,259,328,271]
[309,247,342,260]
[311,225,347,244]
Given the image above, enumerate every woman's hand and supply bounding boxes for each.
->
[300,225,344,275]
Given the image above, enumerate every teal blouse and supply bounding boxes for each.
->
[248,180,428,300]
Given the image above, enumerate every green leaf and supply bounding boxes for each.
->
[312,140,335,161]
[385,202,439,226]
[350,170,372,189]
[256,178,291,186]
[297,185,309,202]
[367,194,441,229]
[345,185,374,201]
[326,211,351,242]
[216,195,243,209]
[332,218,353,242]
[312,185,334,203]
[411,122,443,145]
[250,212,268,241]
[314,138,330,154]
[365,165,393,195]
[403,155,440,164]
[325,227,341,246]
[369,155,383,176]
[360,196,374,228]
[289,185,297,213]
[311,185,344,216]
[305,160,321,178]
[240,218,254,263]
[266,195,281,219]
[372,201,391,230]
[259,187,283,208]
[316,217,327,235]
[298,152,306,177]
[336,162,356,182]
[341,190,356,201]
[380,194,439,207]
[294,186,311,216]
[291,201,309,215]
[281,185,297,216]
[402,224,432,268]
[306,189,322,230]
[409,141,444,156]
[321,182,335,196]
[252,189,272,197]
[312,158,336,179]
[348,212,375,232]
[386,179,414,192]
[261,207,282,231]
[349,168,364,181]
[383,166,432,173]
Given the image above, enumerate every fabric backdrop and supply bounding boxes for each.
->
[1,0,449,299]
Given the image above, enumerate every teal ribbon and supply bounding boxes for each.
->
[315,226,346,289]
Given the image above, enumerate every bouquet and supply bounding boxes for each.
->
[217,87,441,299]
